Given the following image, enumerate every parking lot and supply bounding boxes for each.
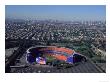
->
[10,53,104,73]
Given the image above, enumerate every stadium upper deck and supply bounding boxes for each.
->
[26,46,86,65]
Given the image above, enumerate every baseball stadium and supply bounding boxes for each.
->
[26,46,87,66]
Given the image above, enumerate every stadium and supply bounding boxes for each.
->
[26,46,87,66]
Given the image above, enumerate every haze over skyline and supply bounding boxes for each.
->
[5,5,106,21]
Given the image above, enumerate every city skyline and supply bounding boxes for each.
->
[5,5,106,21]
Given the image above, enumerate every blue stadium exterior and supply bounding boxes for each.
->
[26,46,86,64]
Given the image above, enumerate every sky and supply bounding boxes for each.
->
[5,5,106,21]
